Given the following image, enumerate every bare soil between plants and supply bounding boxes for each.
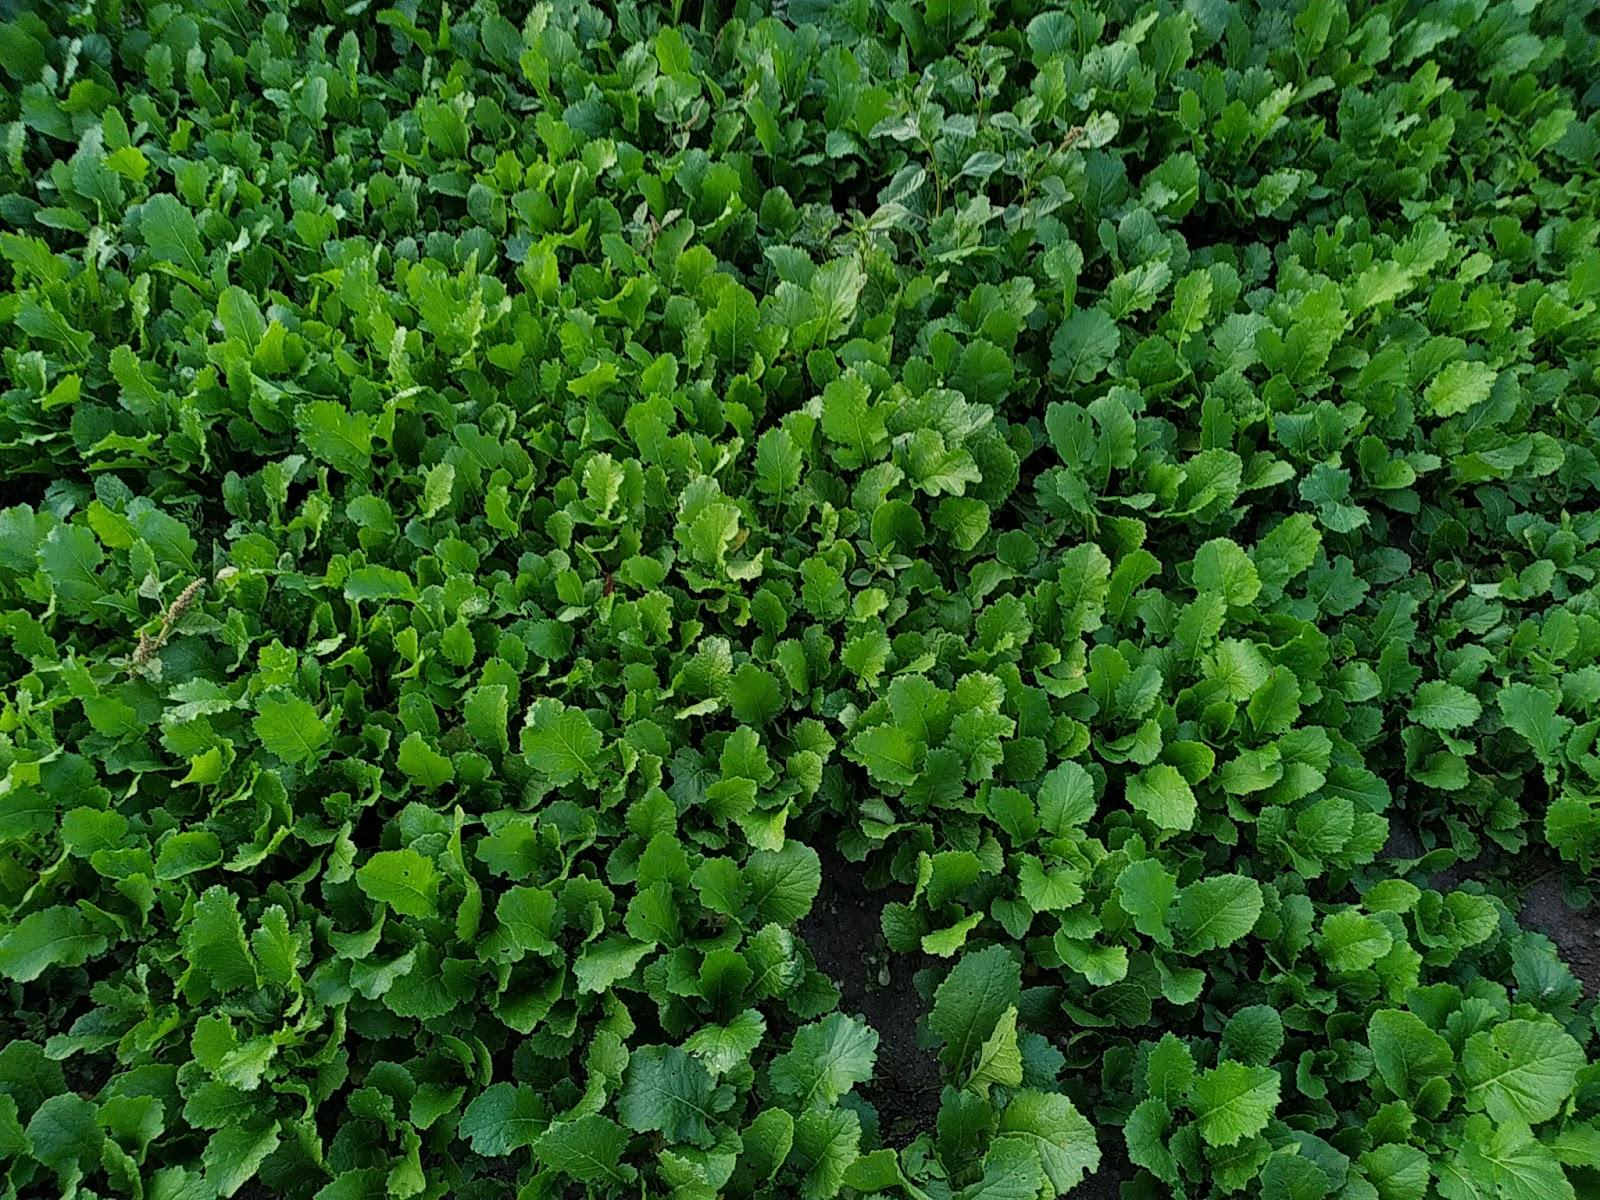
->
[797,824,1600,1199]
[1519,877,1600,997]
[797,842,1137,1196]
[1385,823,1600,998]
[798,842,943,1140]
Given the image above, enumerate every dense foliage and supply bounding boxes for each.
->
[3,0,1600,1197]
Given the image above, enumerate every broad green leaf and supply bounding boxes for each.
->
[1189,1061,1280,1147]
[958,1137,1043,1200]
[842,1149,917,1196]
[421,462,455,517]
[397,732,454,787]
[155,830,223,879]
[183,887,257,993]
[1193,538,1261,606]
[355,849,440,919]
[38,523,104,612]
[0,906,107,982]
[1260,1152,1333,1200]
[25,1092,104,1173]
[1039,761,1096,831]
[463,684,510,755]
[141,193,207,275]
[745,842,821,923]
[297,401,375,477]
[1147,1034,1196,1106]
[344,564,416,603]
[995,1090,1100,1193]
[1221,1006,1284,1068]
[1057,543,1111,637]
[573,937,652,994]
[460,1083,547,1156]
[811,256,866,342]
[1123,1098,1177,1185]
[252,906,299,989]
[966,1006,1023,1093]
[1424,360,1496,417]
[850,724,921,787]
[820,372,888,468]
[252,694,330,765]
[1125,764,1197,832]
[1172,874,1263,952]
[1410,681,1483,731]
[684,1009,767,1076]
[1018,856,1084,912]
[1369,1009,1454,1100]
[794,1107,860,1200]
[1356,1139,1433,1200]
[1317,909,1394,973]
[934,497,991,552]
[203,1121,280,1198]
[1116,859,1176,943]
[521,698,603,784]
[618,1046,719,1142]
[1056,935,1128,985]
[707,283,759,369]
[1499,684,1572,765]
[738,1108,795,1186]
[755,427,804,499]
[1463,1019,1583,1125]
[535,1115,637,1184]
[930,945,1021,1073]
[1050,307,1120,382]
[770,1014,878,1109]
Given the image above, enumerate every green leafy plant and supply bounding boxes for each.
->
[2,0,1600,1198]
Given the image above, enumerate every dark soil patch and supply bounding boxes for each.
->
[1378,822,1460,883]
[1381,822,1600,999]
[1068,1133,1135,1199]
[797,840,942,1142]
[1518,876,1600,1000]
